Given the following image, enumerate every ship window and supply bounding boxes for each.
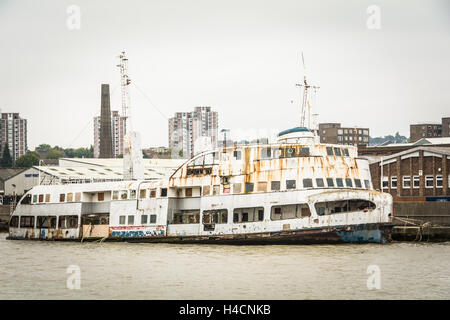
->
[261,148,271,159]
[315,199,376,215]
[67,193,73,202]
[38,194,44,203]
[203,209,228,224]
[185,188,193,197]
[354,179,362,188]
[160,188,168,197]
[299,147,310,157]
[257,181,267,192]
[120,190,128,200]
[303,179,313,188]
[233,207,263,223]
[37,216,56,229]
[342,148,349,156]
[271,181,280,191]
[45,194,50,202]
[336,178,344,187]
[129,190,137,199]
[286,180,296,189]
[202,185,211,196]
[59,194,65,202]
[59,215,78,228]
[20,216,34,228]
[326,178,334,187]
[316,178,324,187]
[141,215,148,224]
[170,210,200,224]
[345,178,353,187]
[233,183,242,194]
[98,193,105,201]
[9,216,18,228]
[75,193,81,202]
[213,185,220,195]
[326,147,334,156]
[334,148,342,156]
[112,191,119,200]
[285,147,296,158]
[364,180,370,189]
[271,204,310,220]
[32,195,38,203]
[258,209,264,221]
[150,214,157,223]
[233,150,241,160]
[150,189,156,197]
[119,216,126,225]
[245,182,254,193]
[139,189,147,199]
[127,215,134,225]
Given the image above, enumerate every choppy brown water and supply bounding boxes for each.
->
[0,232,449,299]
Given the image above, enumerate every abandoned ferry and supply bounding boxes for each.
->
[7,125,394,244]
[7,55,394,244]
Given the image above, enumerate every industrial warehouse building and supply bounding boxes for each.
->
[3,158,185,198]
[369,146,450,198]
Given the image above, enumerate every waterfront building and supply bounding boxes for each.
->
[168,106,218,159]
[318,123,369,147]
[0,112,28,161]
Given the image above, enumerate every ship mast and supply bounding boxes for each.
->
[295,53,319,130]
[117,51,131,129]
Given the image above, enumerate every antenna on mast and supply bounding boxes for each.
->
[295,52,319,130]
[117,51,131,129]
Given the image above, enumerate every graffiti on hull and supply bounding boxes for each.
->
[110,225,166,238]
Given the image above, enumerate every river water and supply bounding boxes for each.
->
[0,232,449,299]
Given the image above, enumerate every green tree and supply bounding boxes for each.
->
[1,143,13,167]
[46,148,64,159]
[14,151,40,168]
[35,144,52,153]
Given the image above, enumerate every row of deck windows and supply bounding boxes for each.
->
[168,200,375,225]
[118,214,157,225]
[382,175,447,189]
[185,178,370,197]
[29,188,169,204]
[31,193,82,204]
[9,215,79,229]
[112,188,167,200]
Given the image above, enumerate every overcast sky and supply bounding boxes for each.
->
[1,0,449,150]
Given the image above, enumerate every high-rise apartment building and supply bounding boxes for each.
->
[168,106,218,158]
[0,112,27,161]
[94,111,127,158]
[318,123,370,147]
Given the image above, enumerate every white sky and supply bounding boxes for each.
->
[1,0,449,149]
